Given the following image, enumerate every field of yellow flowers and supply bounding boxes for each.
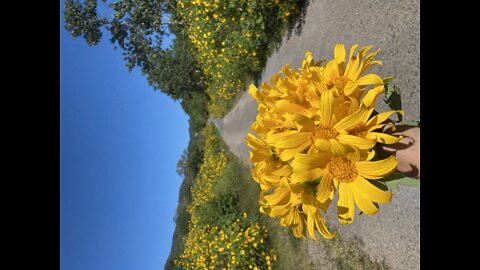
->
[173,0,300,117]
[173,124,277,269]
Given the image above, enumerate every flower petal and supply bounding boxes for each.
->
[334,44,346,65]
[248,84,262,102]
[314,212,336,239]
[314,139,348,156]
[250,150,272,163]
[276,100,306,115]
[267,131,310,149]
[319,90,334,125]
[264,187,291,205]
[337,182,355,224]
[345,45,360,79]
[291,168,324,183]
[314,139,331,153]
[272,165,293,176]
[337,134,376,149]
[351,181,379,216]
[291,152,329,171]
[317,174,333,203]
[356,74,383,86]
[365,110,403,128]
[334,105,368,130]
[344,82,358,96]
[367,149,376,161]
[278,140,311,161]
[330,139,349,156]
[245,133,264,149]
[292,213,305,238]
[292,114,316,131]
[361,85,384,108]
[356,155,398,180]
[366,132,402,144]
[270,203,290,217]
[349,44,359,60]
[354,176,393,204]
[307,210,317,240]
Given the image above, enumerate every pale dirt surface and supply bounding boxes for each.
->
[212,0,419,269]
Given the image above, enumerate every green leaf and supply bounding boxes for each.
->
[383,76,396,85]
[384,84,403,121]
[399,118,420,127]
[370,180,389,191]
[379,172,420,191]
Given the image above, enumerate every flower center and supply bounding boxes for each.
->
[349,124,369,138]
[327,76,350,92]
[311,125,338,142]
[327,157,357,183]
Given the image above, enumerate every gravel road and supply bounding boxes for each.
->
[212,0,420,269]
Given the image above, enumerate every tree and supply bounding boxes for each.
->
[176,149,187,177]
[147,33,205,100]
[63,0,182,73]
[63,0,204,103]
[63,0,106,45]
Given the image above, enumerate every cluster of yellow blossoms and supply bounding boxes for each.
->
[176,215,277,269]
[187,125,228,221]
[246,44,403,240]
[175,0,299,117]
[176,124,276,269]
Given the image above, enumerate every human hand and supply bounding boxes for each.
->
[379,125,420,178]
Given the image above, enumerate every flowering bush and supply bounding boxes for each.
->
[176,213,276,269]
[175,124,276,269]
[174,0,300,117]
[246,44,405,240]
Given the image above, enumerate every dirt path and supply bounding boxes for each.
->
[213,0,419,269]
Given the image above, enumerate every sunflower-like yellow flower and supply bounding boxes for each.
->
[260,185,335,240]
[246,44,402,239]
[291,146,397,224]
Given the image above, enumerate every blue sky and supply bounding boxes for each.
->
[60,3,188,269]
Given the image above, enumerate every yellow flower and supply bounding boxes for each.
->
[292,146,397,224]
[246,46,402,239]
[262,185,335,239]
[320,44,384,100]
